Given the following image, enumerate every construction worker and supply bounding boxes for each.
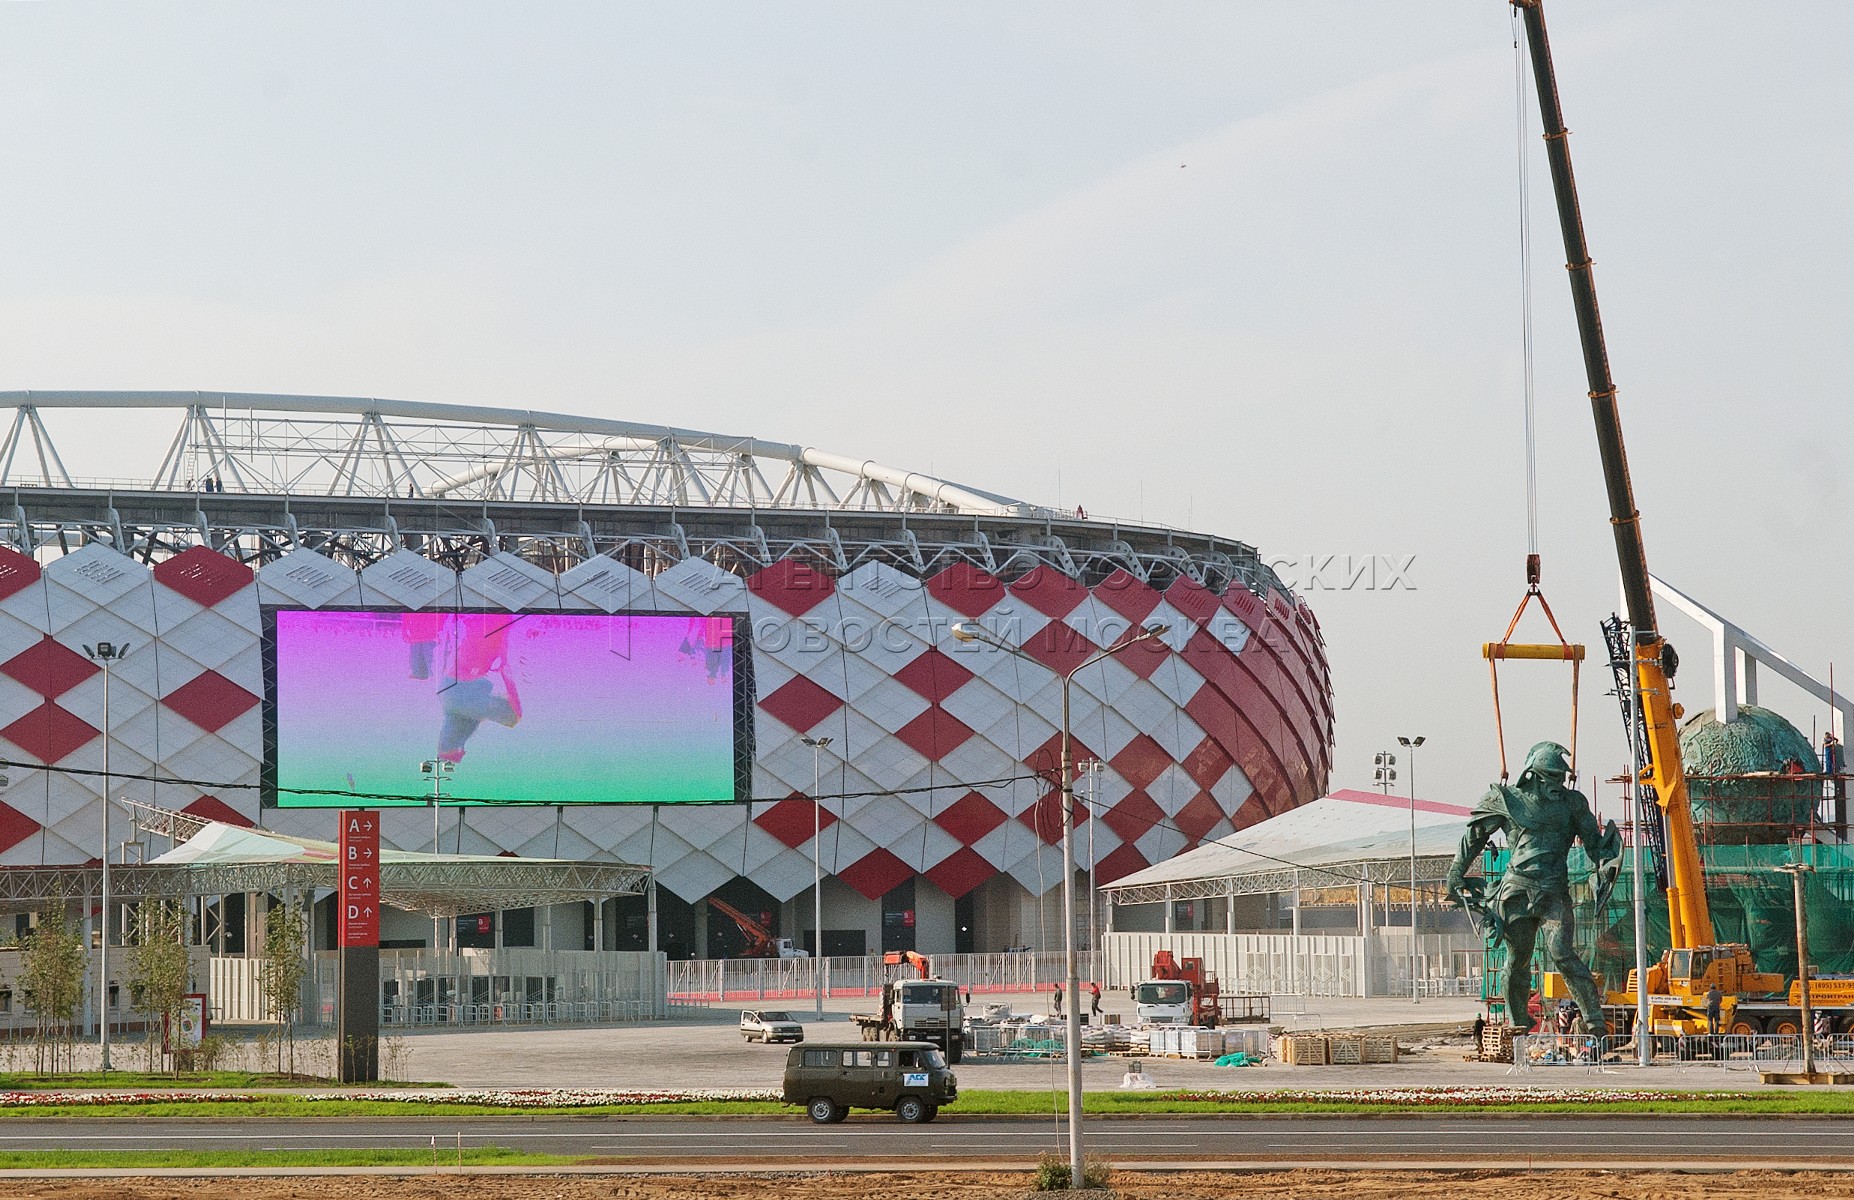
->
[1050,983,1064,1019]
[1088,981,1103,1024]
[1705,984,1723,1037]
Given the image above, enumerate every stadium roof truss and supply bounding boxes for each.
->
[0,392,1292,599]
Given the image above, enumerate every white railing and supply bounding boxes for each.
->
[1513,1031,1854,1073]
[665,950,1089,1002]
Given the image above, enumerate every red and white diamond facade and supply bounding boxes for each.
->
[0,391,1335,953]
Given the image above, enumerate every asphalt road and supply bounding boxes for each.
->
[6,1116,1848,1165]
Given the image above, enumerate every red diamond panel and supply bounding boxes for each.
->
[1221,583,1266,626]
[1164,577,1221,624]
[1102,789,1164,844]
[926,563,1004,620]
[1094,842,1149,885]
[746,559,835,618]
[932,791,1008,845]
[161,669,260,733]
[1093,569,1162,626]
[893,706,975,762]
[1110,734,1172,790]
[758,674,844,734]
[1174,790,1225,844]
[1018,789,1087,845]
[184,795,255,829]
[1021,619,1096,678]
[1008,565,1087,620]
[892,647,974,704]
[152,546,253,609]
[0,547,41,604]
[1180,736,1235,791]
[0,801,39,853]
[1,702,98,763]
[1113,637,1170,681]
[1024,732,1101,787]
[0,637,99,700]
[837,848,915,901]
[754,794,838,849]
[924,847,997,899]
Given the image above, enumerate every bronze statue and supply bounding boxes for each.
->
[1447,741,1621,1032]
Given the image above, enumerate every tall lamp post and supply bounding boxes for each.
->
[1372,751,1397,999]
[1777,861,1817,1077]
[419,758,454,952]
[83,640,130,1073]
[951,619,1169,1187]
[801,734,834,1019]
[1397,735,1425,1004]
[1079,759,1106,958]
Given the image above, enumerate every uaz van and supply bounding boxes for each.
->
[782,1041,956,1123]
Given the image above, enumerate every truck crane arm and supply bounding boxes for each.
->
[707,897,778,958]
[1513,0,1712,950]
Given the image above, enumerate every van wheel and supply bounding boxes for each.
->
[808,1097,843,1124]
[921,1105,939,1123]
[895,1096,929,1124]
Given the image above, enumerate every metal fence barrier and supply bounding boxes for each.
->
[1513,1032,1854,1073]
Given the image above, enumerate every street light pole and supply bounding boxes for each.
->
[1398,736,1425,1004]
[83,640,130,1073]
[801,735,834,1019]
[1080,759,1105,959]
[952,619,1168,1188]
[1372,751,1397,998]
[420,758,453,951]
[1778,862,1817,1077]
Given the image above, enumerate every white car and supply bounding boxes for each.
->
[740,1009,805,1044]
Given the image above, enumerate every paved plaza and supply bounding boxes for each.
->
[387,990,1818,1092]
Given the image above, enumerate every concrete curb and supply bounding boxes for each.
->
[0,1158,1850,1179]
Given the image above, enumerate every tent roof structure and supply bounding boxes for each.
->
[1102,789,1473,905]
[0,802,649,917]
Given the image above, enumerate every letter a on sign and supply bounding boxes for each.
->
[337,810,380,948]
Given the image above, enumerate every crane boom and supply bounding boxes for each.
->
[1512,0,1713,949]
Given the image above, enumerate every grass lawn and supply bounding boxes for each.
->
[5,1088,1854,1117]
[0,1146,576,1169]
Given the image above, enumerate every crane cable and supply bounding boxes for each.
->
[1515,6,1540,559]
[1484,8,1584,784]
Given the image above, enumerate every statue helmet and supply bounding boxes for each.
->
[1518,741,1573,786]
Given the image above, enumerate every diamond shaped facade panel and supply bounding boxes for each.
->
[0,637,98,700]
[153,547,254,610]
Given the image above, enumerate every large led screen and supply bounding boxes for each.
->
[266,610,744,807]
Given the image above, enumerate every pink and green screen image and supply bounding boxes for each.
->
[268,609,740,807]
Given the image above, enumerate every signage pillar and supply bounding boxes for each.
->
[337,810,381,1083]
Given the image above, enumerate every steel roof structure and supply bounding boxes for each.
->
[1101,790,1473,904]
[0,801,648,917]
[0,391,1287,597]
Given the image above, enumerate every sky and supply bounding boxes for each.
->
[1,1,1849,814]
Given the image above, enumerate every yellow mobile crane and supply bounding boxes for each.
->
[1511,0,1784,1039]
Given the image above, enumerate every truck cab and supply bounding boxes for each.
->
[1133,979,1193,1024]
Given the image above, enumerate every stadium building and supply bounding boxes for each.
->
[0,392,1334,962]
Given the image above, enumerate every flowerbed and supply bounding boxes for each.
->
[1155,1086,1754,1106]
[0,1091,260,1108]
[302,1088,784,1107]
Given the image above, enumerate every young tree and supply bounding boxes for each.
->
[19,906,86,1075]
[258,895,307,1076]
[129,900,191,1077]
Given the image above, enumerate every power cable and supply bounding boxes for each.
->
[0,757,1041,810]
